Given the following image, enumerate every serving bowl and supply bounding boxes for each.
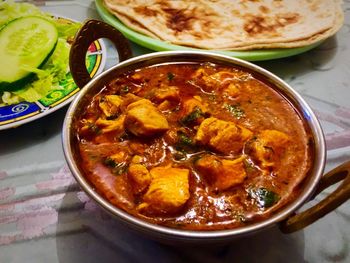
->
[62,20,350,243]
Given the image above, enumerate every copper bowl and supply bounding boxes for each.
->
[62,20,350,244]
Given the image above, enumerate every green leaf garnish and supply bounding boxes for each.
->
[225,104,245,119]
[120,85,129,94]
[167,72,175,81]
[180,106,204,126]
[103,157,117,168]
[250,187,280,208]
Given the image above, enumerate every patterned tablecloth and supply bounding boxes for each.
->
[1,1,349,262]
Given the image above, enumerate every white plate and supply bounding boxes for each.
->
[0,17,106,130]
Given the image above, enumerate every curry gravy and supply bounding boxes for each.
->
[75,62,312,230]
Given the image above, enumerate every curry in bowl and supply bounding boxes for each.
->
[74,61,312,230]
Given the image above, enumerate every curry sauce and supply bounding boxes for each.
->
[75,62,312,230]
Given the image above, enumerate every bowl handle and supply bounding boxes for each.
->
[280,161,350,233]
[69,19,133,89]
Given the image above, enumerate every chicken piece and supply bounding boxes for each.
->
[192,67,240,83]
[246,130,290,168]
[109,151,127,163]
[128,163,151,194]
[154,86,180,112]
[120,93,142,111]
[99,95,123,118]
[180,97,208,125]
[157,100,173,112]
[125,99,169,137]
[182,97,207,116]
[138,166,190,215]
[131,73,142,80]
[223,83,240,98]
[202,71,236,87]
[79,118,99,135]
[153,86,179,103]
[192,67,207,79]
[131,155,144,164]
[163,129,178,145]
[195,155,247,191]
[103,151,129,175]
[129,142,147,155]
[195,117,253,154]
[95,115,126,133]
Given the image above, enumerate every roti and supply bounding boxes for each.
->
[103,0,343,50]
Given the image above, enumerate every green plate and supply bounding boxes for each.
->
[95,0,322,61]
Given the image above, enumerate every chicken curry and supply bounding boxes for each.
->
[75,62,313,230]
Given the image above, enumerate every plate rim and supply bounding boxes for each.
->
[0,15,107,130]
[95,0,322,62]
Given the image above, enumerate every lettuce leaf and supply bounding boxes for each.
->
[54,19,81,40]
[0,1,80,105]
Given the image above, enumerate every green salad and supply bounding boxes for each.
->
[0,0,81,105]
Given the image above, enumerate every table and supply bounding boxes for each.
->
[1,1,349,262]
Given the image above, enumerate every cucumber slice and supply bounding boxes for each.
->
[0,16,58,91]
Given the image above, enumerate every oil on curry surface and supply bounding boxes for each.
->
[74,62,312,230]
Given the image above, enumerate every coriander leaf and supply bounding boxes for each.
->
[175,131,195,152]
[177,132,193,147]
[250,187,280,208]
[225,104,245,119]
[88,123,101,135]
[103,157,117,168]
[120,85,129,94]
[167,72,175,81]
[103,157,128,175]
[180,106,204,126]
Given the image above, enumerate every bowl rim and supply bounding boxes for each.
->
[62,50,326,240]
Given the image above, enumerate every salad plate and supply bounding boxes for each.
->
[0,16,106,130]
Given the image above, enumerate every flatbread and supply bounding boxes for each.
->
[115,11,160,39]
[103,0,343,50]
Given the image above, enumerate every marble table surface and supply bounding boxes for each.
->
[1,1,350,262]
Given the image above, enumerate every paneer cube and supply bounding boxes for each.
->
[125,99,169,136]
[247,130,290,168]
[99,95,123,118]
[138,166,190,215]
[195,155,247,191]
[128,163,151,194]
[195,117,253,154]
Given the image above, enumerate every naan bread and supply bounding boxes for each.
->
[103,0,343,50]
